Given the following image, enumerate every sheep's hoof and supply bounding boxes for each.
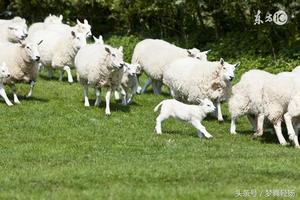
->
[206,136,213,139]
[105,111,111,116]
[230,132,237,135]
[7,103,13,106]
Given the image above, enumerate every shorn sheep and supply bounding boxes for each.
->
[0,17,28,42]
[75,43,125,115]
[0,62,13,106]
[131,39,210,94]
[163,58,239,122]
[229,69,275,136]
[0,40,42,103]
[27,30,87,83]
[154,98,216,138]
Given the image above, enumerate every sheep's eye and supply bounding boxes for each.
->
[2,70,4,72]
[112,54,116,57]
[223,67,226,70]
[26,47,30,50]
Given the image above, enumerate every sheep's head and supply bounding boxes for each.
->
[93,35,104,45]
[198,98,216,114]
[71,31,87,50]
[124,63,141,76]
[218,58,240,82]
[19,40,42,62]
[105,46,125,70]
[0,62,11,79]
[187,48,210,61]
[76,19,92,38]
[44,14,63,25]
[8,22,28,42]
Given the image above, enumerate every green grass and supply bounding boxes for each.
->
[0,70,299,200]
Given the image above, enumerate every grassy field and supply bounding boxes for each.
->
[0,70,299,200]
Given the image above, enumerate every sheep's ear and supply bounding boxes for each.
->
[93,36,97,41]
[119,46,123,53]
[105,47,111,54]
[220,58,225,65]
[203,49,211,54]
[76,19,82,25]
[37,40,43,45]
[98,35,103,44]
[49,14,52,16]
[84,19,88,24]
[18,40,26,48]
[235,62,240,68]
[197,98,204,105]
[59,15,63,21]
[71,31,76,38]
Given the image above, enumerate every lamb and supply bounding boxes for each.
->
[0,62,13,106]
[27,30,87,83]
[229,69,275,135]
[163,58,239,122]
[154,98,216,138]
[28,14,63,35]
[0,16,28,42]
[75,43,125,115]
[118,62,141,105]
[131,39,210,94]
[0,40,42,103]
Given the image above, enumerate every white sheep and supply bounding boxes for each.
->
[131,39,210,94]
[0,40,41,103]
[229,69,275,135]
[0,16,28,42]
[118,62,141,105]
[75,43,125,115]
[154,98,216,138]
[28,14,63,35]
[163,58,239,122]
[0,62,13,106]
[93,35,104,45]
[27,30,87,83]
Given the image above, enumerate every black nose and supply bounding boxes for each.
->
[24,33,28,37]
[229,76,234,81]
[120,63,125,68]
[7,74,10,77]
[36,56,40,61]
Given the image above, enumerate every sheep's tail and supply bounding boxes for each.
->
[154,101,164,112]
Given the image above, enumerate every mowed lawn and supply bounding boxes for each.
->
[0,70,299,200]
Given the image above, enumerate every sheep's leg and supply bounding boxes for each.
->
[136,76,142,94]
[152,80,161,95]
[141,78,152,94]
[0,85,13,106]
[284,113,300,148]
[127,77,138,104]
[247,114,257,131]
[59,69,64,81]
[216,101,224,122]
[230,117,237,134]
[26,81,35,98]
[105,88,113,115]
[155,114,168,134]
[12,84,20,104]
[76,72,80,82]
[273,120,288,146]
[253,114,265,137]
[38,63,43,72]
[170,89,175,98]
[83,83,90,107]
[48,68,54,78]
[114,91,120,100]
[94,88,101,107]
[63,66,73,83]
[120,88,128,106]
[156,80,162,94]
[191,120,213,138]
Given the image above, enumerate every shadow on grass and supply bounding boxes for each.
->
[163,129,197,137]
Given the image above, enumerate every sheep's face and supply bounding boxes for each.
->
[187,48,210,61]
[124,63,141,76]
[105,46,125,70]
[219,58,240,82]
[93,35,104,45]
[71,31,87,50]
[199,98,215,114]
[44,14,63,25]
[20,41,42,62]
[76,19,92,38]
[8,24,28,41]
[0,62,11,79]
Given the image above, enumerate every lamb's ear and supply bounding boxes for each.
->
[71,31,76,38]
[105,47,111,54]
[119,46,123,53]
[235,62,240,68]
[93,36,97,41]
[203,49,211,54]
[196,98,203,105]
[220,58,225,66]
[84,19,88,24]
[76,19,82,25]
[59,15,63,21]
[37,40,43,45]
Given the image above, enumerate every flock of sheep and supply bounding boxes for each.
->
[0,14,299,148]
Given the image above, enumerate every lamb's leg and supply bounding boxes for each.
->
[170,89,175,98]
[48,68,54,78]
[247,114,257,131]
[94,88,101,106]
[141,78,152,94]
[105,88,113,115]
[114,91,120,100]
[26,81,35,98]
[63,66,73,83]
[0,85,13,106]
[127,77,138,104]
[216,101,224,122]
[156,80,162,94]
[273,120,288,146]
[59,69,64,81]
[155,114,168,134]
[136,75,142,94]
[152,80,161,95]
[76,72,80,82]
[121,88,128,106]
[12,84,20,104]
[253,114,265,137]
[83,83,90,107]
[191,120,213,138]
[38,63,43,72]
[230,117,237,134]
[284,113,300,148]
